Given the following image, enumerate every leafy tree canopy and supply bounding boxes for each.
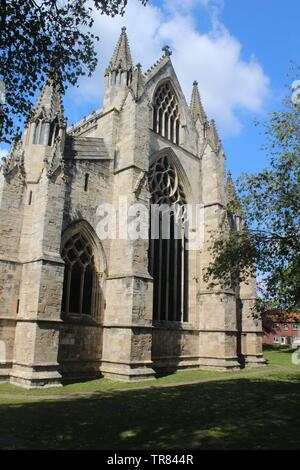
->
[204,70,300,314]
[0,0,147,143]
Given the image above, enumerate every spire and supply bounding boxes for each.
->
[190,81,207,124]
[106,26,133,73]
[32,74,64,124]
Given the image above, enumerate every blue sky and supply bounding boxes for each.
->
[213,0,300,177]
[1,0,299,180]
[145,0,300,178]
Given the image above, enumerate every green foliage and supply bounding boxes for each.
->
[205,69,300,312]
[0,0,147,143]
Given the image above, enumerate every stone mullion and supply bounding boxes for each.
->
[149,215,155,276]
[95,270,99,319]
[94,272,100,321]
[157,213,163,321]
[65,265,72,314]
[79,266,85,314]
[180,224,185,322]
[173,220,179,321]
[155,101,160,134]
[158,106,163,135]
[34,120,41,144]
[96,273,101,321]
[163,108,168,139]
[90,268,95,317]
[43,122,50,146]
[29,121,36,144]
[174,116,180,144]
[37,120,43,144]
[165,233,170,321]
[183,229,189,322]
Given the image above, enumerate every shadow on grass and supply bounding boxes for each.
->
[280,348,298,354]
[1,374,300,450]
[263,345,291,351]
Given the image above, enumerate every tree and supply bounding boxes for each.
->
[0,0,147,143]
[204,76,300,314]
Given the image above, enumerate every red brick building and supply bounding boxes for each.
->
[263,311,300,348]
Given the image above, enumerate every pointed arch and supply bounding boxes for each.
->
[148,149,190,323]
[61,220,107,320]
[152,80,182,145]
[32,117,45,145]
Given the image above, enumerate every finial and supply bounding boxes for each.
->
[121,26,126,32]
[162,45,172,57]
[193,80,198,86]
[136,63,142,69]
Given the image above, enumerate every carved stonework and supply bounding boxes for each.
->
[148,154,187,206]
[0,26,264,389]
[0,141,25,180]
[44,136,65,180]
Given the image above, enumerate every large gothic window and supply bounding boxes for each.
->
[61,230,101,319]
[148,155,189,322]
[152,81,180,145]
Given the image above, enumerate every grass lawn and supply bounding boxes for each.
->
[0,347,300,449]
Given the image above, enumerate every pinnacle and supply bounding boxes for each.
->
[162,45,172,57]
[226,170,240,208]
[131,63,145,101]
[32,74,64,122]
[190,80,207,124]
[107,26,133,72]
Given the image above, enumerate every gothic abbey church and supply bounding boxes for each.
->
[0,28,264,387]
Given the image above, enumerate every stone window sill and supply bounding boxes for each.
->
[61,312,100,326]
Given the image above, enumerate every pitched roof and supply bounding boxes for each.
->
[144,46,172,81]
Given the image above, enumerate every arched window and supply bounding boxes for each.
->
[33,118,44,144]
[32,116,59,146]
[152,81,181,145]
[148,154,189,322]
[61,230,101,318]
[48,117,59,146]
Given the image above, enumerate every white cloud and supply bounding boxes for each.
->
[66,0,270,136]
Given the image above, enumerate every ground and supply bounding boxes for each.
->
[0,347,300,450]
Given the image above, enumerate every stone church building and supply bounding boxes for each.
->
[0,28,264,387]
